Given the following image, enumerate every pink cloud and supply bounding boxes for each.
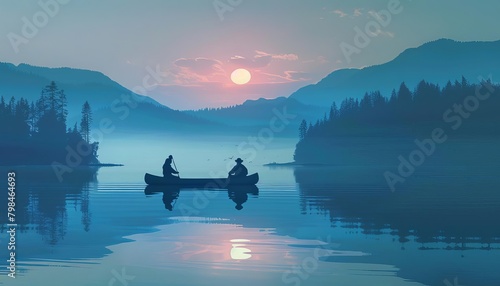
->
[174,58,223,75]
[229,54,272,68]
[332,9,347,18]
[172,57,225,84]
[284,71,310,81]
[331,8,364,18]
[228,50,299,69]
[255,50,299,61]
[169,50,303,85]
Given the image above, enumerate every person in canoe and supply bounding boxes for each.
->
[228,158,248,178]
[162,155,179,178]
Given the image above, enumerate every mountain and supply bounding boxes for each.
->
[187,97,327,136]
[0,62,160,116]
[91,102,223,135]
[147,81,308,110]
[0,62,220,133]
[289,39,500,106]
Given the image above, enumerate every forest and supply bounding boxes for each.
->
[0,81,98,165]
[294,78,500,163]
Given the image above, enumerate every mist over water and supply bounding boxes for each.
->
[97,135,296,183]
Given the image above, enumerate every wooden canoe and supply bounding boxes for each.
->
[144,172,259,187]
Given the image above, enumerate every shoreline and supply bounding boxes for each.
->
[87,163,124,167]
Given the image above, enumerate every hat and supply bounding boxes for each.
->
[235,158,243,163]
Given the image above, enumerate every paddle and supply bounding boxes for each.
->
[172,157,180,178]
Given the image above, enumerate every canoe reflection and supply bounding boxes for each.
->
[144,185,259,211]
[228,185,259,210]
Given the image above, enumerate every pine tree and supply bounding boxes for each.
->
[329,102,339,120]
[57,89,68,123]
[299,119,307,140]
[38,81,67,137]
[42,81,59,111]
[41,81,67,122]
[80,101,92,143]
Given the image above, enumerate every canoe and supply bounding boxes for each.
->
[144,172,259,187]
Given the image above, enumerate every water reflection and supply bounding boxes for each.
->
[144,186,180,211]
[230,239,252,260]
[294,166,500,249]
[144,185,259,211]
[0,166,97,245]
[228,186,259,210]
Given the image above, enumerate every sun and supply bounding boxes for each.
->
[231,68,251,85]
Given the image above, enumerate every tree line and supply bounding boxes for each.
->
[0,81,98,165]
[295,78,500,162]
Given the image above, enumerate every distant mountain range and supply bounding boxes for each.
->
[2,39,499,135]
[0,62,322,135]
[185,39,500,132]
[289,39,500,106]
[188,97,324,128]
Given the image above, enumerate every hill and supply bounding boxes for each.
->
[0,62,159,116]
[0,62,221,134]
[187,97,327,136]
[289,39,500,106]
[293,79,500,165]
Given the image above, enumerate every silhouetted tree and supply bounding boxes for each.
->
[294,78,500,163]
[80,101,92,143]
[41,81,66,118]
[299,119,308,140]
[329,102,339,120]
[37,82,67,139]
[0,82,99,165]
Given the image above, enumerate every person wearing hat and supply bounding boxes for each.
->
[228,158,248,178]
[162,155,179,178]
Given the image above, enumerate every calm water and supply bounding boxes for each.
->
[1,136,499,286]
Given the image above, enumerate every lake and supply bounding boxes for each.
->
[1,135,499,286]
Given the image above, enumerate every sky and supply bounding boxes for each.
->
[1,0,500,110]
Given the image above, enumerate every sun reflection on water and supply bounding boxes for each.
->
[230,239,252,260]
